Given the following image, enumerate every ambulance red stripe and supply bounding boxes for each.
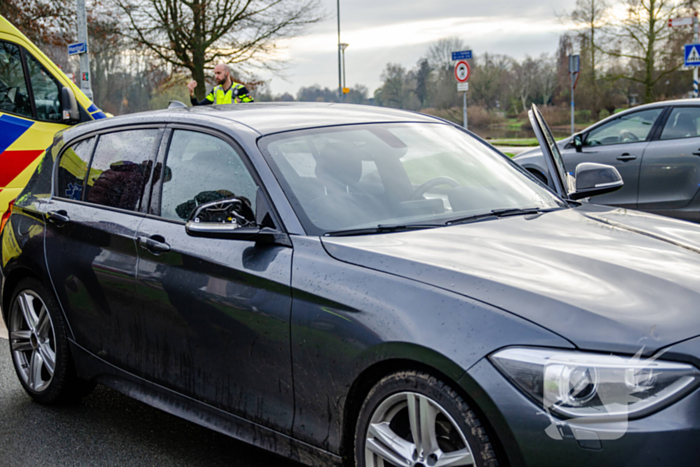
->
[0,150,45,187]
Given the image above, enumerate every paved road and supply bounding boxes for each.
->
[0,326,304,467]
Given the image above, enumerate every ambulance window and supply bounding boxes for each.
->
[56,137,95,201]
[0,41,32,119]
[25,53,62,122]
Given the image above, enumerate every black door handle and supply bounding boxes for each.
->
[617,153,637,161]
[47,210,70,226]
[692,150,700,156]
[138,235,170,254]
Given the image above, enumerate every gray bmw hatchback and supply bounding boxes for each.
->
[514,99,700,223]
[2,102,700,467]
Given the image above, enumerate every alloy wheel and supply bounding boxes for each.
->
[9,290,57,393]
[365,391,475,467]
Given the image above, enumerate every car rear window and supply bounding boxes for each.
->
[660,107,700,140]
[55,137,95,200]
[84,129,159,211]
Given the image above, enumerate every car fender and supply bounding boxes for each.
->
[288,235,574,455]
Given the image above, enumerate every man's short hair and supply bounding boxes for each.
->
[220,63,231,75]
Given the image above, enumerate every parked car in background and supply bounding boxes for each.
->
[0,15,106,218]
[4,103,700,467]
[514,99,700,222]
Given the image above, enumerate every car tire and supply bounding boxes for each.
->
[354,370,500,467]
[7,278,95,404]
[528,169,548,185]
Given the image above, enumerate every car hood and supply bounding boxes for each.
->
[321,204,700,355]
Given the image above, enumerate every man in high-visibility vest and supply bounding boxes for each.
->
[188,64,254,105]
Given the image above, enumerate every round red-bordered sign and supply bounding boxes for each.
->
[455,60,471,83]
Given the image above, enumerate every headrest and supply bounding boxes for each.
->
[315,142,363,188]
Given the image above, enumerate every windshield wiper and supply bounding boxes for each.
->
[445,207,552,226]
[324,223,443,237]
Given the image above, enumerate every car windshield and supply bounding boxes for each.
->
[259,123,566,235]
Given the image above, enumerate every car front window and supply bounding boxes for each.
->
[160,130,258,222]
[0,41,32,119]
[585,108,663,146]
[25,53,62,122]
[259,123,565,235]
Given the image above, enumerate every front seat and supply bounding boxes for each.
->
[307,142,386,229]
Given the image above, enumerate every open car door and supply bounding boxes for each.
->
[528,104,574,199]
[529,103,625,202]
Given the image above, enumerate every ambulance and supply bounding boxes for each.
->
[0,15,106,217]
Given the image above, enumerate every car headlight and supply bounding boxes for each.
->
[490,347,700,420]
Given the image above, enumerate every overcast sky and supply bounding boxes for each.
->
[256,0,579,97]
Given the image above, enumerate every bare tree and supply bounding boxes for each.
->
[510,56,540,112]
[469,53,512,110]
[568,0,609,118]
[601,0,684,102]
[375,63,420,110]
[0,0,74,47]
[426,37,466,73]
[113,0,322,100]
[535,53,558,105]
[570,0,608,80]
[423,37,467,110]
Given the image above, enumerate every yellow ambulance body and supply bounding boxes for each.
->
[0,15,106,215]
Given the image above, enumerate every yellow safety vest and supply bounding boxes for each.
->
[205,83,254,104]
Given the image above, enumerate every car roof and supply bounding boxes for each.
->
[616,98,700,112]
[62,103,444,139]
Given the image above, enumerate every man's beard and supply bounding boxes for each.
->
[216,75,227,85]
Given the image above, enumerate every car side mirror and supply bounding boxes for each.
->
[61,87,79,123]
[569,162,623,200]
[185,197,287,244]
[573,134,583,153]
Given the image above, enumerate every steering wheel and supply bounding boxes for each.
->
[411,176,460,200]
[620,130,639,142]
[192,197,256,227]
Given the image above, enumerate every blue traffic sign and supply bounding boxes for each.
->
[68,42,88,55]
[685,44,700,67]
[452,50,472,61]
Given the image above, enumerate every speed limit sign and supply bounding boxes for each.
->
[455,60,471,82]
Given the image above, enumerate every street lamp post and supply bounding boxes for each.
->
[340,43,349,100]
[337,0,342,102]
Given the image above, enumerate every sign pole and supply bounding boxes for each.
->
[571,75,575,135]
[694,13,698,98]
[464,91,468,130]
[76,0,93,101]
[454,57,471,130]
[569,55,580,136]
